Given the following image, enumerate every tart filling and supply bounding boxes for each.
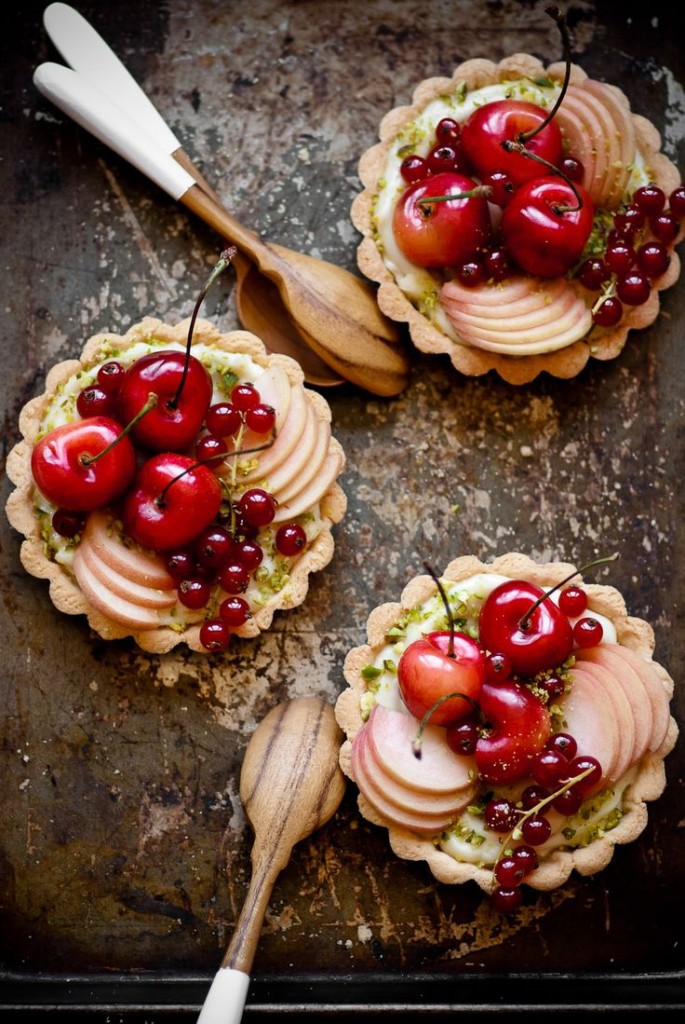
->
[335,554,677,900]
[6,317,346,653]
[353,55,683,383]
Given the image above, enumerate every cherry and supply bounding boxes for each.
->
[392,171,493,268]
[276,523,307,556]
[474,679,551,784]
[121,453,222,551]
[479,579,573,677]
[31,416,136,512]
[460,99,564,187]
[500,177,594,277]
[117,350,212,451]
[398,629,486,727]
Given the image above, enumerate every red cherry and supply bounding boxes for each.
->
[500,177,594,277]
[31,417,136,511]
[397,630,486,727]
[460,99,564,187]
[392,172,493,268]
[121,453,222,551]
[478,579,574,677]
[117,351,212,451]
[474,679,551,784]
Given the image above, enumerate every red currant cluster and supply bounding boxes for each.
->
[485,734,602,913]
[577,183,685,326]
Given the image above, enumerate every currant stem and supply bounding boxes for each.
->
[518,552,619,631]
[79,393,158,467]
[412,690,481,758]
[169,246,237,409]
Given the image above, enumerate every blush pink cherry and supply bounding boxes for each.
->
[122,452,222,552]
[397,630,486,726]
[31,416,136,511]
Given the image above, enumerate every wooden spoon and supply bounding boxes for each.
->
[196,697,346,1024]
[35,8,411,396]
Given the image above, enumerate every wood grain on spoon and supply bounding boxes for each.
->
[222,697,346,975]
[182,184,411,397]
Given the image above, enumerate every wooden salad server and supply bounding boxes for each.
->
[36,4,410,396]
[196,697,346,1023]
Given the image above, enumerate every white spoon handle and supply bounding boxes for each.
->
[43,2,180,154]
[33,62,194,201]
[196,967,250,1024]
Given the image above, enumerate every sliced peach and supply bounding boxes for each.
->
[84,511,175,589]
[73,547,162,629]
[239,382,308,483]
[78,538,178,611]
[273,417,331,505]
[270,444,344,523]
[600,644,671,753]
[575,645,653,765]
[561,667,621,781]
[364,704,475,794]
[574,659,635,781]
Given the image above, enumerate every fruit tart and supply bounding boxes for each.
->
[335,553,677,912]
[6,311,346,654]
[352,10,684,384]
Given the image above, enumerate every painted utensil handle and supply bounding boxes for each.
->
[196,967,250,1024]
[43,2,181,153]
[33,62,194,201]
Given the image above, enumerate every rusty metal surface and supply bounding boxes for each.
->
[1,0,684,1018]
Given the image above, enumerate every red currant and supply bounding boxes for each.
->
[544,732,577,761]
[199,619,231,651]
[560,156,584,182]
[482,169,515,207]
[205,402,242,437]
[490,885,523,914]
[605,240,635,275]
[633,183,665,216]
[484,652,511,682]
[219,596,251,627]
[650,212,679,244]
[435,117,461,143]
[244,403,276,435]
[218,561,250,594]
[165,550,196,580]
[234,538,264,570]
[573,616,603,647]
[558,584,588,617]
[76,385,118,419]
[592,296,623,327]
[195,434,228,466]
[512,844,538,876]
[446,718,479,756]
[613,204,645,236]
[239,488,276,527]
[455,259,485,287]
[531,748,567,789]
[484,797,519,833]
[52,508,85,537]
[577,257,610,291]
[520,814,552,846]
[426,143,463,175]
[568,755,602,794]
[494,856,525,887]
[178,577,212,610]
[636,241,671,278]
[668,184,685,220]
[551,785,583,816]
[96,360,125,392]
[520,785,549,810]
[231,383,260,412]
[195,526,234,570]
[483,247,512,282]
[616,270,651,306]
[276,523,307,556]
[537,675,565,702]
[400,154,428,184]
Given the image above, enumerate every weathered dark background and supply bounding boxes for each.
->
[1,0,684,1019]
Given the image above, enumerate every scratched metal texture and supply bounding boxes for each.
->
[0,0,683,1019]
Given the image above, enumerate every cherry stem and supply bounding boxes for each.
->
[501,141,584,213]
[169,246,238,410]
[412,690,481,759]
[518,552,619,632]
[423,560,456,657]
[417,185,492,211]
[516,5,572,146]
[79,393,158,467]
[155,436,274,509]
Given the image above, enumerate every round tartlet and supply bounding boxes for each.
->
[352,54,683,384]
[6,316,346,654]
[335,553,677,895]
